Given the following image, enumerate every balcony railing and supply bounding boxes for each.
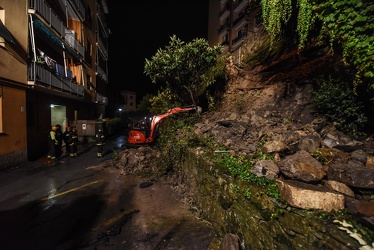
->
[68,0,86,20]
[218,23,229,35]
[96,92,108,105]
[97,65,108,82]
[232,30,248,46]
[29,0,64,36]
[97,36,108,60]
[29,0,84,57]
[28,62,84,97]
[233,0,247,13]
[64,29,84,57]
[233,13,247,29]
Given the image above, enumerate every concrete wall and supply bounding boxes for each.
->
[0,0,29,169]
[0,86,27,169]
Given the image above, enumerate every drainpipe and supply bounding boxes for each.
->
[62,43,68,78]
[65,0,68,27]
[29,14,36,82]
[81,64,85,89]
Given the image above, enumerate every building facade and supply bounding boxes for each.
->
[0,0,109,168]
[208,0,262,64]
[121,91,136,112]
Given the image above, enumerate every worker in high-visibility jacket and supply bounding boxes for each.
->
[95,126,105,158]
[69,125,78,157]
[47,125,59,160]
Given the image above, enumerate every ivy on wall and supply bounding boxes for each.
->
[261,0,374,93]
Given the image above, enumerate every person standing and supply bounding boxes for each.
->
[69,125,78,157]
[55,124,63,157]
[47,125,58,161]
[95,126,105,158]
[63,126,71,155]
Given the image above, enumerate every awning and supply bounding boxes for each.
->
[0,19,14,44]
[32,18,82,62]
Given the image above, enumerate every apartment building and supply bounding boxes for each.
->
[208,0,262,63]
[121,91,136,112]
[0,0,109,168]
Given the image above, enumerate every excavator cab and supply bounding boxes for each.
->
[129,116,153,142]
[127,106,201,145]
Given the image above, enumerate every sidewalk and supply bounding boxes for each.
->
[30,132,128,167]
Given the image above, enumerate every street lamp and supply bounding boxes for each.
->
[118,108,122,119]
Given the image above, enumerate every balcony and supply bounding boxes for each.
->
[97,65,108,82]
[29,0,84,58]
[97,36,108,60]
[67,0,86,21]
[64,29,84,57]
[95,92,108,105]
[220,0,229,6]
[29,0,64,36]
[233,14,247,30]
[232,30,248,49]
[218,23,229,36]
[219,8,230,22]
[233,0,248,14]
[28,62,84,97]
[97,3,109,35]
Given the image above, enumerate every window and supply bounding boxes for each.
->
[87,74,93,90]
[0,8,5,47]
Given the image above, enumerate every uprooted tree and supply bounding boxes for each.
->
[144,35,226,107]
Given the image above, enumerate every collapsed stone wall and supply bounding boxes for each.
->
[178,150,370,249]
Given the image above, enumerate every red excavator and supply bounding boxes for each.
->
[128,106,201,145]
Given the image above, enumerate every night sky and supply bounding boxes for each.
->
[106,1,209,102]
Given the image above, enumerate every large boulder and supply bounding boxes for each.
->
[277,179,345,212]
[278,150,326,183]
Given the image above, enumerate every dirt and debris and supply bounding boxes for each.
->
[101,44,374,248]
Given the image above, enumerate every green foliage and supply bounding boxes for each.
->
[311,150,329,166]
[214,153,280,200]
[240,28,288,68]
[153,113,200,174]
[144,35,226,106]
[297,0,313,48]
[104,118,122,136]
[312,76,368,136]
[136,94,153,113]
[261,0,374,92]
[261,0,293,41]
[147,88,181,114]
[312,0,374,89]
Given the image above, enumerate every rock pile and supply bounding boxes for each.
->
[192,60,374,230]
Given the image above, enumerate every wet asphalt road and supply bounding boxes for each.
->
[0,135,216,250]
[0,135,131,249]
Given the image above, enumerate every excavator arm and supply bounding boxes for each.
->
[128,106,201,144]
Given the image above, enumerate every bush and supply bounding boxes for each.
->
[312,76,368,136]
[104,118,122,136]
